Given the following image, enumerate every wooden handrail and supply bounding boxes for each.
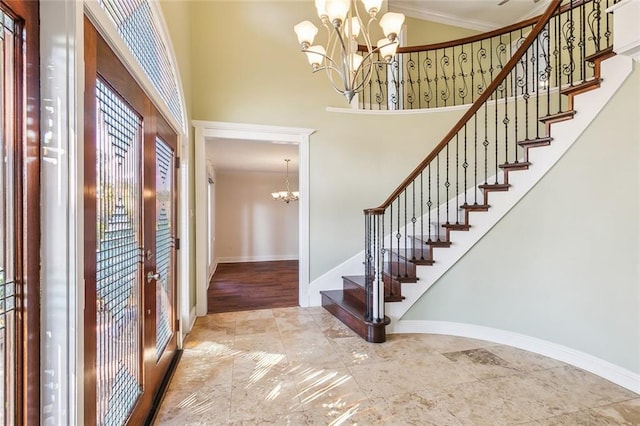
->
[359,0,588,55]
[364,0,562,215]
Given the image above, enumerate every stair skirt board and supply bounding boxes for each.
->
[308,55,634,322]
[392,320,640,395]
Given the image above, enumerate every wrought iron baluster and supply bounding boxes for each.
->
[483,102,489,185]
[423,53,433,108]
[436,153,440,241]
[420,171,424,260]
[455,133,460,222]
[474,113,478,204]
[417,51,422,109]
[445,143,450,224]
[427,164,432,242]
[464,124,469,205]
[407,53,416,109]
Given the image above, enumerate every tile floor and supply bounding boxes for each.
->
[154,307,639,425]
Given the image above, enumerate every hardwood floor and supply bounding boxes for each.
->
[207,260,299,313]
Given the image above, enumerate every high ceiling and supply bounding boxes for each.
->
[389,0,549,31]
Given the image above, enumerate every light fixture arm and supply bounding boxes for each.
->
[295,0,404,103]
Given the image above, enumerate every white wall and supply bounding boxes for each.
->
[215,170,299,262]
[405,65,640,375]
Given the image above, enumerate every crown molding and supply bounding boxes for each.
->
[389,1,551,33]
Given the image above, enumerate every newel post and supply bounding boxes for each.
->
[364,208,385,323]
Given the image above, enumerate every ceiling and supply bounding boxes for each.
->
[205,138,299,174]
[389,0,549,31]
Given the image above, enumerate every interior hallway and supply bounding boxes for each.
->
[154,307,640,424]
[208,261,299,313]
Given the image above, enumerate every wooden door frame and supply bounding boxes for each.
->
[0,0,40,423]
[84,18,178,425]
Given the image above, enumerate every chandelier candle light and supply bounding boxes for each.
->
[294,0,405,102]
[272,159,299,204]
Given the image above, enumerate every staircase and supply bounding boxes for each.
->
[320,0,623,343]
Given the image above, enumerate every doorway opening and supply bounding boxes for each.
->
[192,121,313,319]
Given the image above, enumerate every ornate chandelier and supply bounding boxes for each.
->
[294,0,405,103]
[271,159,299,203]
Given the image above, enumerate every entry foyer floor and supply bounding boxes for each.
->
[155,307,639,425]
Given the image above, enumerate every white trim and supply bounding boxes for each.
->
[389,1,549,32]
[388,2,499,31]
[192,121,314,316]
[609,0,640,62]
[327,103,470,115]
[392,320,640,394]
[217,255,299,263]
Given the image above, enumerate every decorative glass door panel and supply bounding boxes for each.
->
[95,78,143,425]
[85,18,178,424]
[155,137,174,360]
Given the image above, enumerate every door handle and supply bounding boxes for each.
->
[146,271,161,283]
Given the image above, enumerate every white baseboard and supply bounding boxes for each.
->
[392,320,640,394]
[217,255,298,263]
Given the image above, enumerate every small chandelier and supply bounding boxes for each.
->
[271,159,299,204]
[294,0,405,103]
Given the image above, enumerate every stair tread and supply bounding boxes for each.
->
[539,110,576,123]
[517,136,553,147]
[499,161,531,170]
[412,235,452,247]
[442,223,470,230]
[460,203,490,210]
[479,183,510,191]
[343,275,366,287]
[390,248,434,265]
[585,47,614,63]
[560,79,602,96]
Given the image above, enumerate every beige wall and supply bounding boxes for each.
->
[185,1,473,279]
[215,171,299,261]
[405,65,640,374]
[404,17,479,46]
[160,0,197,306]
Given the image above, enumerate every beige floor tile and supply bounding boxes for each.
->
[529,366,638,409]
[169,355,234,389]
[155,382,232,425]
[486,344,568,372]
[535,408,625,425]
[369,391,464,425]
[592,398,640,425]
[232,349,291,384]
[482,372,586,420]
[291,366,368,411]
[229,374,303,422]
[442,347,521,380]
[423,380,534,425]
[156,307,639,425]
[274,310,319,334]
[234,317,279,335]
[330,335,395,367]
[349,355,478,398]
[233,332,285,353]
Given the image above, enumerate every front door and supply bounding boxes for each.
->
[84,18,178,425]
